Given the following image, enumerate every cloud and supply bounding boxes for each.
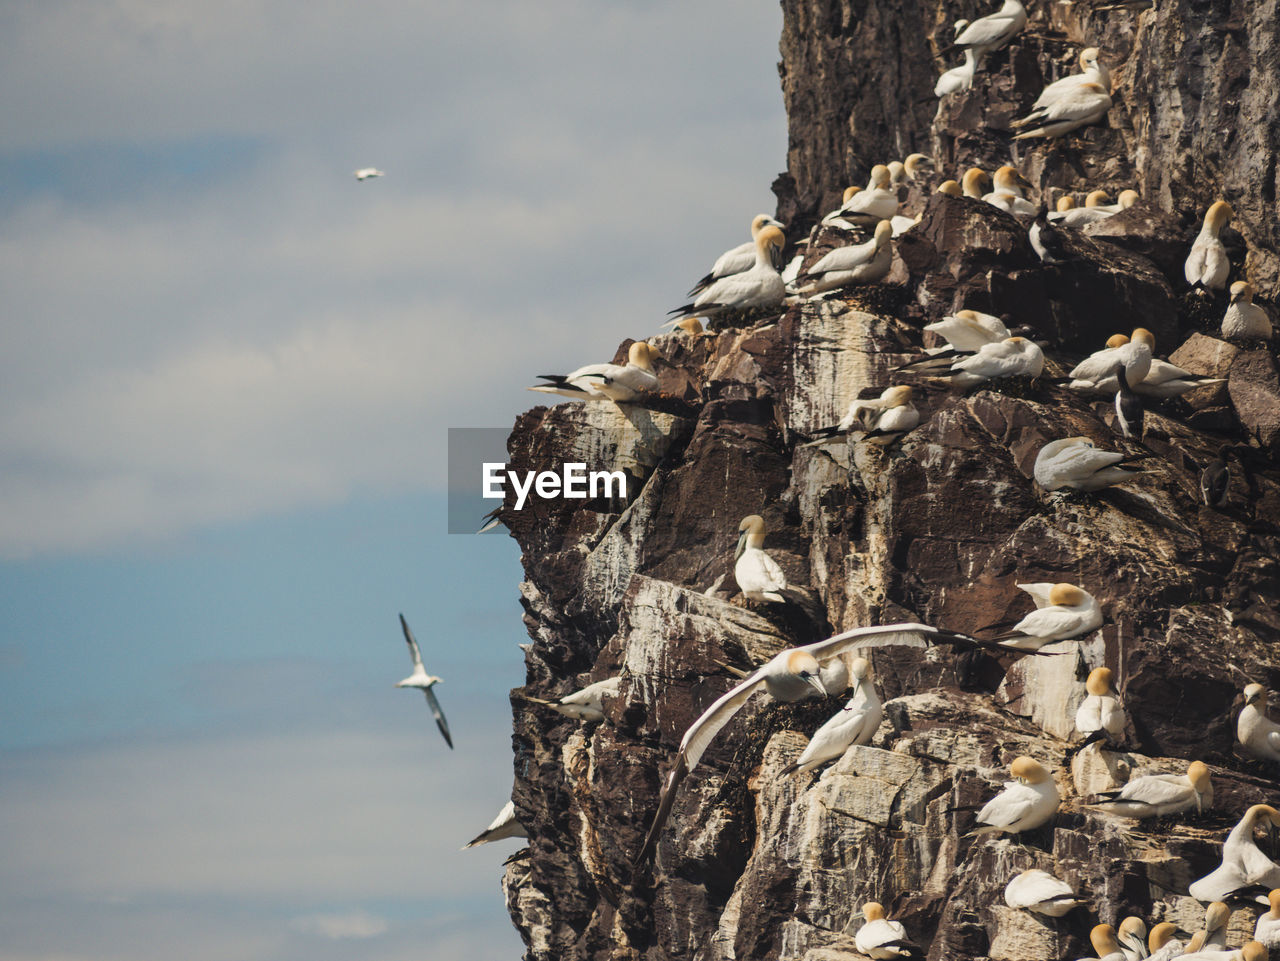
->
[289,910,388,940]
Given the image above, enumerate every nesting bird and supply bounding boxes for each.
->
[812,384,920,440]
[530,341,660,403]
[734,514,790,603]
[1088,760,1213,818]
[780,657,883,775]
[687,214,786,296]
[950,0,1027,64]
[962,167,993,199]
[1188,805,1280,903]
[942,336,1044,388]
[1254,890,1280,948]
[995,582,1102,650]
[1185,201,1234,290]
[464,800,527,849]
[982,166,1037,215]
[1222,281,1273,339]
[668,225,786,320]
[522,676,621,723]
[799,220,894,294]
[935,21,977,97]
[1238,683,1280,763]
[1003,869,1082,916]
[971,756,1059,835]
[854,902,923,959]
[1075,666,1126,743]
[1019,48,1111,119]
[1012,78,1113,140]
[1034,437,1144,492]
[1067,328,1156,393]
[1146,922,1186,961]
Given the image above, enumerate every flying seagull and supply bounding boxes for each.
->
[395,613,453,749]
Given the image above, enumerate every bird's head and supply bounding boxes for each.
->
[861,902,886,922]
[1187,760,1211,793]
[1084,189,1112,208]
[736,514,766,558]
[873,220,894,245]
[1056,195,1077,212]
[1084,667,1113,696]
[1010,756,1049,783]
[786,650,827,695]
[1048,583,1089,607]
[1244,682,1267,707]
[1230,280,1254,303]
[1205,200,1234,231]
[936,179,962,197]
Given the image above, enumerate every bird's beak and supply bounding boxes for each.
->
[735,529,748,560]
[806,674,828,696]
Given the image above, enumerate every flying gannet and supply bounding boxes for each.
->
[668,226,786,320]
[1189,806,1280,903]
[854,902,924,959]
[1033,437,1144,492]
[1012,81,1113,140]
[995,582,1102,650]
[942,336,1044,388]
[1254,890,1280,948]
[1113,361,1145,441]
[529,341,660,403]
[971,756,1059,835]
[1222,282,1273,339]
[395,613,454,749]
[1075,666,1126,743]
[1067,328,1156,393]
[1238,683,1280,762]
[799,220,894,294]
[950,0,1027,63]
[1185,201,1234,290]
[354,167,385,181]
[633,622,1053,864]
[1201,446,1232,508]
[982,166,1038,215]
[464,800,527,848]
[688,214,786,296]
[1088,760,1213,818]
[1004,868,1083,916]
[935,21,978,97]
[522,676,622,723]
[780,657,883,775]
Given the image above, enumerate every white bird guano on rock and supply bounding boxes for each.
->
[668,225,786,320]
[1189,805,1280,903]
[395,613,454,749]
[529,341,660,403]
[522,676,621,723]
[800,220,894,295]
[1223,281,1273,339]
[995,582,1102,650]
[780,657,883,775]
[1185,200,1234,290]
[687,214,786,296]
[1088,760,1213,818]
[1033,437,1144,492]
[1238,683,1280,763]
[463,799,527,849]
[1004,868,1082,916]
[972,756,1059,835]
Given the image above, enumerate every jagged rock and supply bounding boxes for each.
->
[1169,332,1280,449]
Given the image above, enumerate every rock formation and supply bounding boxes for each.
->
[493,2,1280,959]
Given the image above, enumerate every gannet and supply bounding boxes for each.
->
[972,756,1059,835]
[962,167,993,200]
[1031,206,1071,261]
[983,166,1037,215]
[937,179,964,197]
[674,316,705,336]
[1254,890,1280,948]
[781,658,883,775]
[1189,806,1280,903]
[936,21,978,96]
[799,220,894,294]
[904,153,932,179]
[1192,902,1233,951]
[1067,328,1155,392]
[1092,189,1140,214]
[1133,357,1226,398]
[944,336,1044,387]
[1117,917,1147,961]
[888,161,906,184]
[395,613,453,749]
[854,902,923,959]
[1033,437,1144,492]
[464,800,527,848]
[1145,922,1185,961]
[1089,760,1213,818]
[890,214,921,236]
[522,676,622,723]
[668,226,786,320]
[951,0,1027,61]
[924,309,1012,352]
[835,165,899,223]
[1238,683,1280,762]
[530,341,660,402]
[1201,446,1231,507]
[1051,190,1120,226]
[1004,868,1082,916]
[1075,667,1126,741]
[688,214,786,296]
[1081,923,1128,961]
[1223,282,1273,339]
[822,186,863,228]
[1114,362,1145,440]
[634,622,1053,864]
[807,385,920,442]
[995,582,1102,650]
[734,514,790,603]
[354,167,384,181]
[1013,82,1113,140]
[1185,201,1234,290]
[1016,48,1111,123]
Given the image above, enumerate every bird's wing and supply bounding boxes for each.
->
[1268,729,1280,755]
[697,269,771,310]
[1117,774,1188,807]
[635,668,772,864]
[978,782,1037,826]
[1016,583,1058,608]
[1037,82,1111,121]
[1060,445,1125,476]
[463,800,525,848]
[1068,347,1119,381]
[423,686,454,749]
[954,13,1016,48]
[736,550,787,594]
[709,242,755,279]
[1009,870,1073,905]
[1185,238,1208,284]
[809,238,876,275]
[1011,606,1088,639]
[399,613,425,671]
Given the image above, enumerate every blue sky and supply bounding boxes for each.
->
[0,2,786,958]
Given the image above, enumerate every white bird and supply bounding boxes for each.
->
[1080,923,1128,961]
[1075,667,1126,741]
[1174,941,1267,961]
[1067,328,1156,393]
[1117,917,1148,961]
[1089,760,1213,818]
[799,220,894,294]
[936,21,978,96]
[395,613,453,749]
[821,186,864,229]
[1091,189,1141,214]
[1254,890,1280,948]
[1223,282,1273,339]
[854,902,923,959]
[688,214,786,296]
[833,165,900,223]
[972,756,1059,835]
[1033,437,1144,492]
[1238,683,1280,763]
[951,0,1027,61]
[1189,901,1233,952]
[523,676,622,723]
[1013,81,1113,140]
[903,153,932,180]
[1145,922,1186,961]
[1004,868,1083,916]
[982,166,1038,216]
[634,621,1047,863]
[961,167,994,199]
[530,341,660,402]
[1133,357,1226,398]
[1189,805,1280,903]
[995,582,1103,651]
[354,167,384,181]
[734,514,789,603]
[944,336,1044,388]
[780,657,883,775]
[1016,47,1111,122]
[937,179,963,198]
[1051,189,1134,226]
[668,226,786,320]
[1185,201,1234,290]
[464,800,527,849]
[840,384,921,434]
[923,309,1012,354]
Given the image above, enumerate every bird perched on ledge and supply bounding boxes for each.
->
[529,341,660,403]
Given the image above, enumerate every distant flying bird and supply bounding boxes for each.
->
[354,168,385,181]
[395,613,454,749]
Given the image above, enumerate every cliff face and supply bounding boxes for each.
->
[497,3,1280,960]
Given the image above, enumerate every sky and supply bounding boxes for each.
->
[0,2,786,959]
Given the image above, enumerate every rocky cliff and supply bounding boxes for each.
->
[496,2,1280,959]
